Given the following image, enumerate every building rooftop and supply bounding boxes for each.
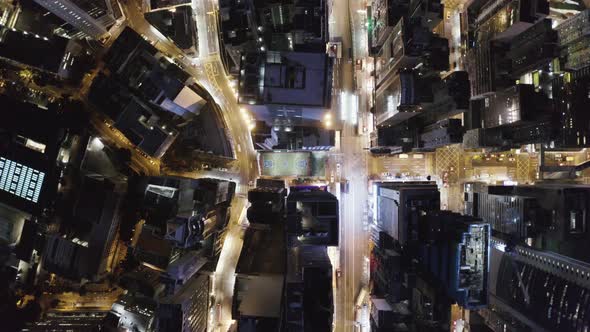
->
[0,95,63,212]
[0,28,68,74]
[286,245,331,283]
[236,223,285,275]
[135,226,174,268]
[159,272,209,305]
[239,52,332,126]
[144,5,196,51]
[114,98,178,158]
[164,250,208,282]
[107,294,157,332]
[235,274,284,318]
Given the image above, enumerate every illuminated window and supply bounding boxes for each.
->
[0,157,45,203]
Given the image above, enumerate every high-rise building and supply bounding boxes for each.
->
[483,238,590,331]
[284,245,333,331]
[466,0,549,97]
[42,176,123,280]
[417,210,490,309]
[33,0,122,40]
[286,186,339,246]
[464,182,590,263]
[103,294,157,332]
[556,9,590,71]
[157,272,210,332]
[376,182,440,247]
[371,183,490,330]
[237,51,333,122]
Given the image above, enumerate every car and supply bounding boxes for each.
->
[355,58,363,70]
[218,167,228,172]
[202,163,211,170]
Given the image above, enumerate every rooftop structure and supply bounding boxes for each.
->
[113,98,178,158]
[556,9,590,71]
[0,95,64,213]
[376,182,440,247]
[145,5,198,56]
[22,311,107,331]
[286,187,338,246]
[158,272,210,332]
[104,294,157,332]
[487,237,590,331]
[105,28,205,118]
[42,176,123,280]
[238,51,332,110]
[234,223,286,325]
[284,245,333,331]
[134,224,175,269]
[466,0,549,97]
[417,210,490,309]
[160,251,208,296]
[0,27,70,75]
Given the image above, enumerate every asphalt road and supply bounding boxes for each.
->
[329,0,371,331]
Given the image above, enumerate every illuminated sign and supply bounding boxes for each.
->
[146,184,177,198]
[0,157,45,203]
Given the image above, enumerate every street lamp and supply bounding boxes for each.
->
[324,112,332,128]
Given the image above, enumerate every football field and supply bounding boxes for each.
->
[259,151,326,177]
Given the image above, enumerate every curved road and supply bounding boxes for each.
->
[119,1,371,331]
[119,0,258,331]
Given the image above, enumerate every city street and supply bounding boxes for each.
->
[329,0,371,331]
[118,1,257,331]
[4,0,590,331]
[119,1,372,331]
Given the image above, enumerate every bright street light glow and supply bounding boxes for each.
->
[340,92,348,121]
[351,94,358,125]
